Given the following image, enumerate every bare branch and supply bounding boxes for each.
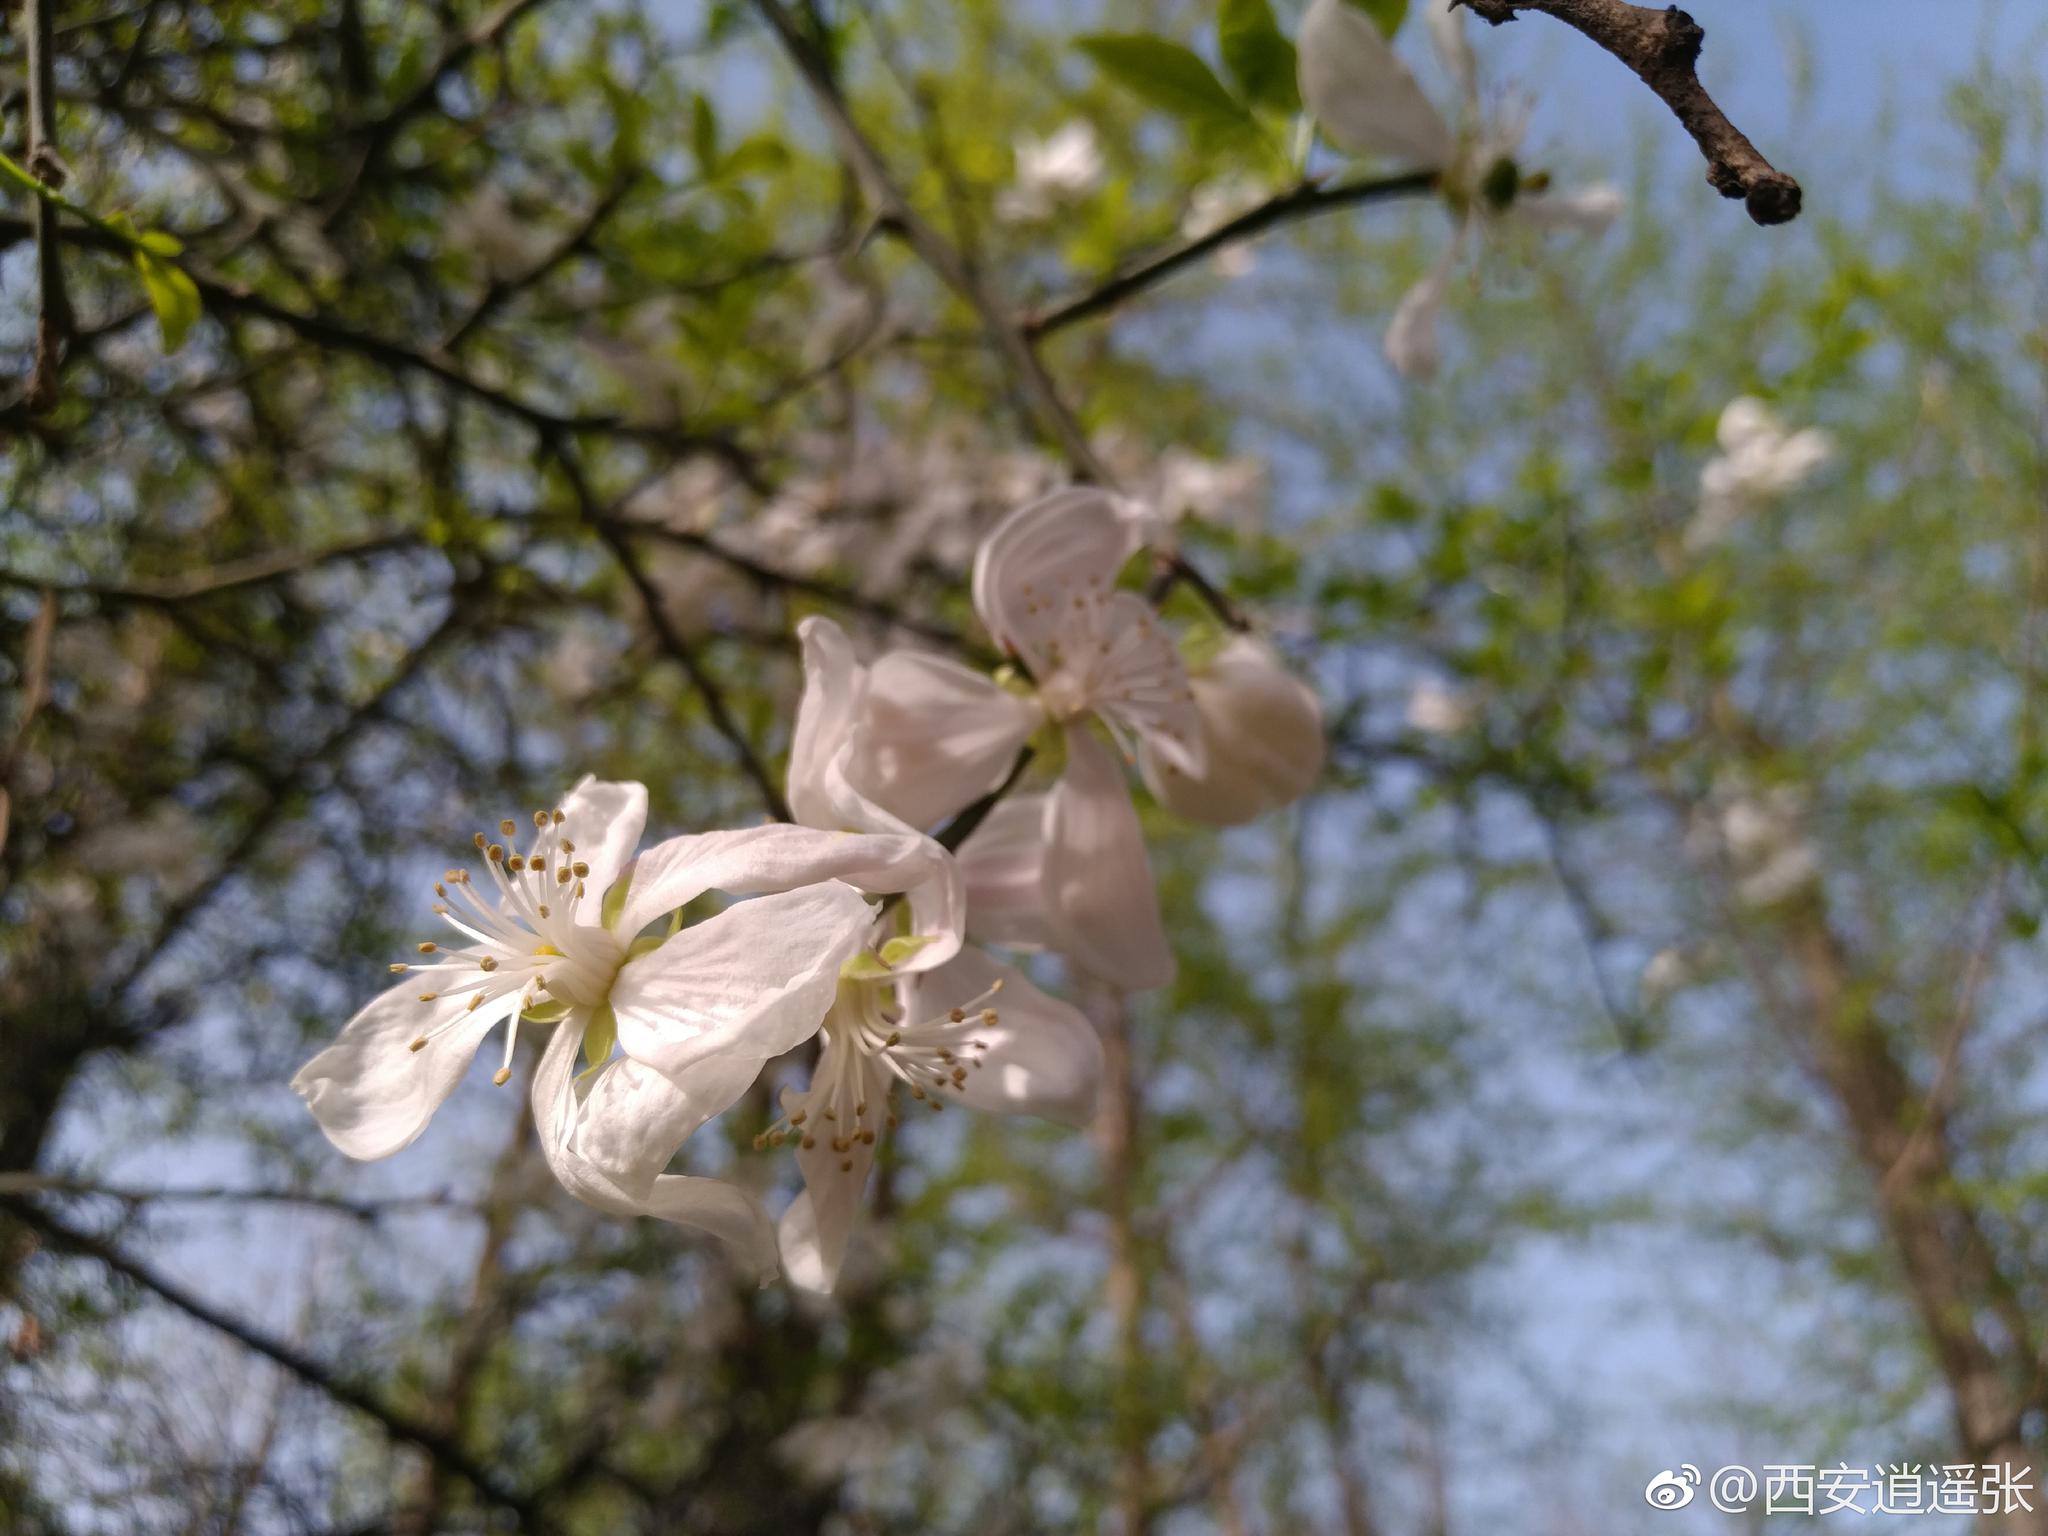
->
[1461,0,1801,224]
[1023,171,1441,338]
[21,0,73,409]
[1,1195,560,1530]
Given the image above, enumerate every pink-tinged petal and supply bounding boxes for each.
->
[292,979,517,1162]
[1298,0,1454,167]
[616,824,951,942]
[558,776,648,908]
[1078,590,1205,778]
[776,1046,885,1294]
[609,882,875,1078]
[845,651,1041,831]
[970,488,1146,676]
[910,951,1102,1126]
[1138,636,1325,825]
[956,794,1060,952]
[1044,727,1174,991]
[531,1026,776,1277]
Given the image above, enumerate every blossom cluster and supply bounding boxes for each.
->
[293,490,1323,1292]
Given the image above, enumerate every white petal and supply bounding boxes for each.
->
[558,776,648,909]
[292,980,516,1162]
[1138,636,1324,826]
[531,1025,777,1277]
[1517,181,1625,235]
[1298,0,1454,168]
[1043,727,1174,990]
[1386,250,1454,380]
[911,951,1102,1126]
[610,882,876,1078]
[956,794,1061,951]
[616,823,953,942]
[1423,0,1476,108]
[571,1049,766,1189]
[777,1044,884,1295]
[970,488,1146,677]
[1717,396,1777,453]
[844,651,1042,831]
[789,616,869,832]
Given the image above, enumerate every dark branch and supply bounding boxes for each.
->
[22,0,73,409]
[1461,0,1801,225]
[1023,171,1441,338]
[1,1195,558,1529]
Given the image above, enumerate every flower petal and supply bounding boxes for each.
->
[911,951,1102,1126]
[1298,0,1454,167]
[776,1045,885,1294]
[292,979,516,1161]
[956,794,1060,951]
[1517,181,1625,235]
[610,882,876,1078]
[531,1025,776,1278]
[970,488,1146,677]
[1423,0,1476,108]
[1043,727,1174,990]
[616,823,952,943]
[845,651,1042,831]
[789,616,870,832]
[1138,636,1324,825]
[558,776,648,909]
[1081,590,1205,777]
[1386,247,1455,380]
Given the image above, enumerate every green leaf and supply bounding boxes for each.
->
[690,93,720,175]
[1218,0,1300,114]
[130,231,201,354]
[1343,0,1409,37]
[1075,33,1259,145]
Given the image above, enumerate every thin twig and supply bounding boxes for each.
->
[747,0,1107,482]
[1023,171,1440,338]
[1460,0,1800,223]
[1,1195,558,1530]
[23,0,73,409]
[0,589,58,868]
[564,453,794,822]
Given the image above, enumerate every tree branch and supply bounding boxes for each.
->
[1,1194,559,1530]
[1022,171,1440,338]
[1461,0,1801,225]
[21,0,73,409]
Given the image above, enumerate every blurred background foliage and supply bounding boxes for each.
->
[5,0,2048,1532]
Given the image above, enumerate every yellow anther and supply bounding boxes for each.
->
[417,942,437,954]
[390,963,408,974]
[417,992,438,1002]
[492,1067,512,1086]
[572,861,589,878]
[500,819,517,836]
[480,956,498,971]
[408,1037,427,1053]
